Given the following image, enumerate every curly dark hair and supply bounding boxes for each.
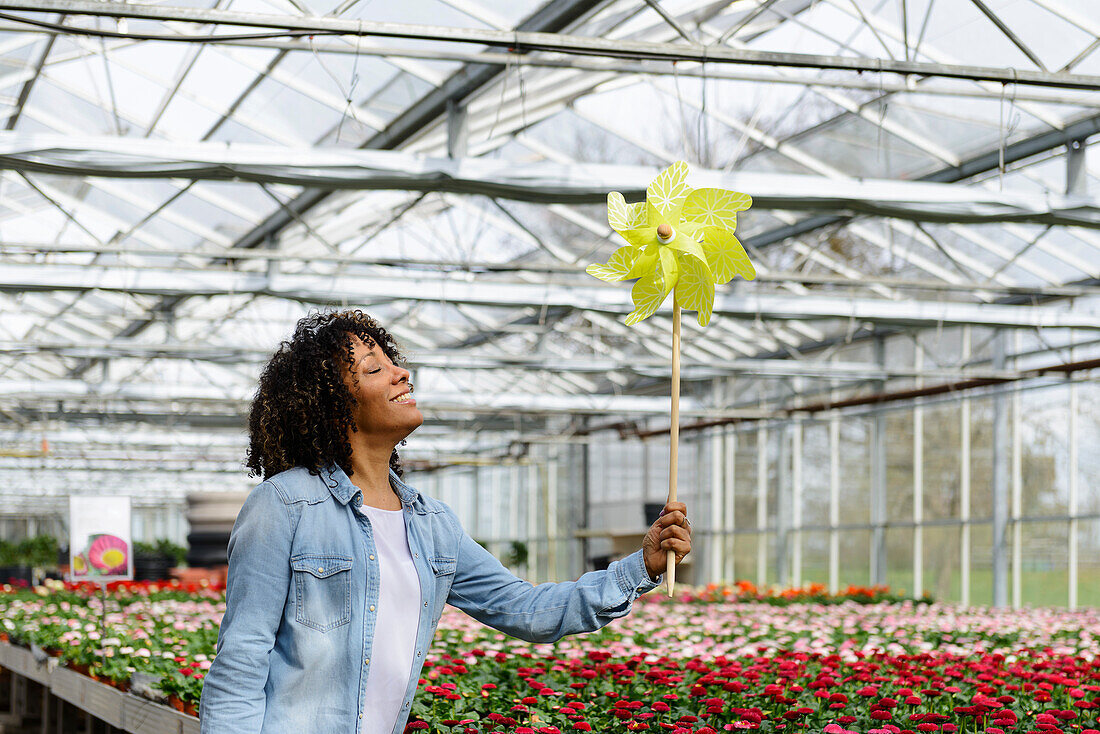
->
[246,309,407,481]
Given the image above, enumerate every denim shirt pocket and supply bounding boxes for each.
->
[290,553,353,632]
[428,556,456,621]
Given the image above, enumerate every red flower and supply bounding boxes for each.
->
[572,724,591,731]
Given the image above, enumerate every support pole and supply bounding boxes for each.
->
[776,422,790,587]
[709,427,723,585]
[666,301,681,597]
[509,463,520,567]
[913,344,924,600]
[757,423,768,587]
[829,410,840,594]
[992,331,1009,607]
[527,462,538,581]
[1067,139,1088,197]
[960,326,972,606]
[547,456,558,582]
[1069,357,1079,610]
[871,335,887,587]
[791,379,803,588]
[724,428,736,582]
[580,428,590,574]
[1012,332,1023,608]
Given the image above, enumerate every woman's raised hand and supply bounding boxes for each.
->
[641,502,691,581]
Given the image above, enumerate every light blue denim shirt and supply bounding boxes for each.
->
[198,463,662,734]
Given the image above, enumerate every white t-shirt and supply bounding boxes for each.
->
[355,503,422,734]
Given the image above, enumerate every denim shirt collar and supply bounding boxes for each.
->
[321,462,422,509]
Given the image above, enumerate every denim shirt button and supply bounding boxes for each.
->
[369,605,375,612]
[369,555,375,560]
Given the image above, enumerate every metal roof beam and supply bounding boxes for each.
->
[3,262,1098,329]
[743,111,1100,251]
[48,0,608,380]
[0,377,768,418]
[7,0,1100,90]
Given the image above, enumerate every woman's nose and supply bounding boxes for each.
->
[393,365,410,382]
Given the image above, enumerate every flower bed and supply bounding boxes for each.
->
[1,580,1099,732]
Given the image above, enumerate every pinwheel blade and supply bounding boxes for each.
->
[658,246,681,292]
[624,245,659,280]
[665,237,709,269]
[625,271,671,326]
[701,226,756,284]
[674,254,716,327]
[607,191,647,232]
[683,188,752,228]
[619,226,657,250]
[585,245,641,282]
[645,161,691,227]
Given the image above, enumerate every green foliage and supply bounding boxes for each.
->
[134,539,187,567]
[0,535,58,568]
[503,540,528,568]
[134,541,159,556]
[155,539,188,567]
[0,539,17,566]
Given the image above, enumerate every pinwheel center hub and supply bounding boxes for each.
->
[656,223,674,243]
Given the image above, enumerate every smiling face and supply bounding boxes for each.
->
[341,333,423,446]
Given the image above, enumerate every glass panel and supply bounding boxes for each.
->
[800,530,829,587]
[1021,385,1068,519]
[838,529,871,589]
[1020,521,1069,607]
[733,430,758,531]
[969,395,994,524]
[923,402,962,521]
[838,416,871,524]
[729,530,762,586]
[886,409,914,521]
[924,525,962,603]
[968,523,994,606]
[1081,381,1100,518]
[1078,520,1100,609]
[801,422,830,528]
[885,527,914,597]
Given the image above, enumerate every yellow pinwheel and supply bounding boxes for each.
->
[586,160,755,327]
[585,161,755,597]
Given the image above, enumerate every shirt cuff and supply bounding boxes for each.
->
[616,549,663,597]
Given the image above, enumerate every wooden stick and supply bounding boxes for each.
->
[667,300,681,597]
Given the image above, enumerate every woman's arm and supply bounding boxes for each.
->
[441,506,662,644]
[199,480,294,733]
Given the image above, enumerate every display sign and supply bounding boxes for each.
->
[68,496,133,582]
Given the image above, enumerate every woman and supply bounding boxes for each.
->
[198,310,692,734]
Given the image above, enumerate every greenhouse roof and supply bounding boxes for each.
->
[1,0,1099,475]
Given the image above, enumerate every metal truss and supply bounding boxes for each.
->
[5,261,1099,329]
[6,0,1100,90]
[0,0,1098,478]
[2,133,1097,228]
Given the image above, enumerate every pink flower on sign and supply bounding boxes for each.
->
[87,535,128,575]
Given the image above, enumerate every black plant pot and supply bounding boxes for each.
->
[134,553,174,581]
[186,531,228,567]
[644,503,665,527]
[0,565,33,587]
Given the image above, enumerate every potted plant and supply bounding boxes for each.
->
[134,541,171,581]
[0,538,32,587]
